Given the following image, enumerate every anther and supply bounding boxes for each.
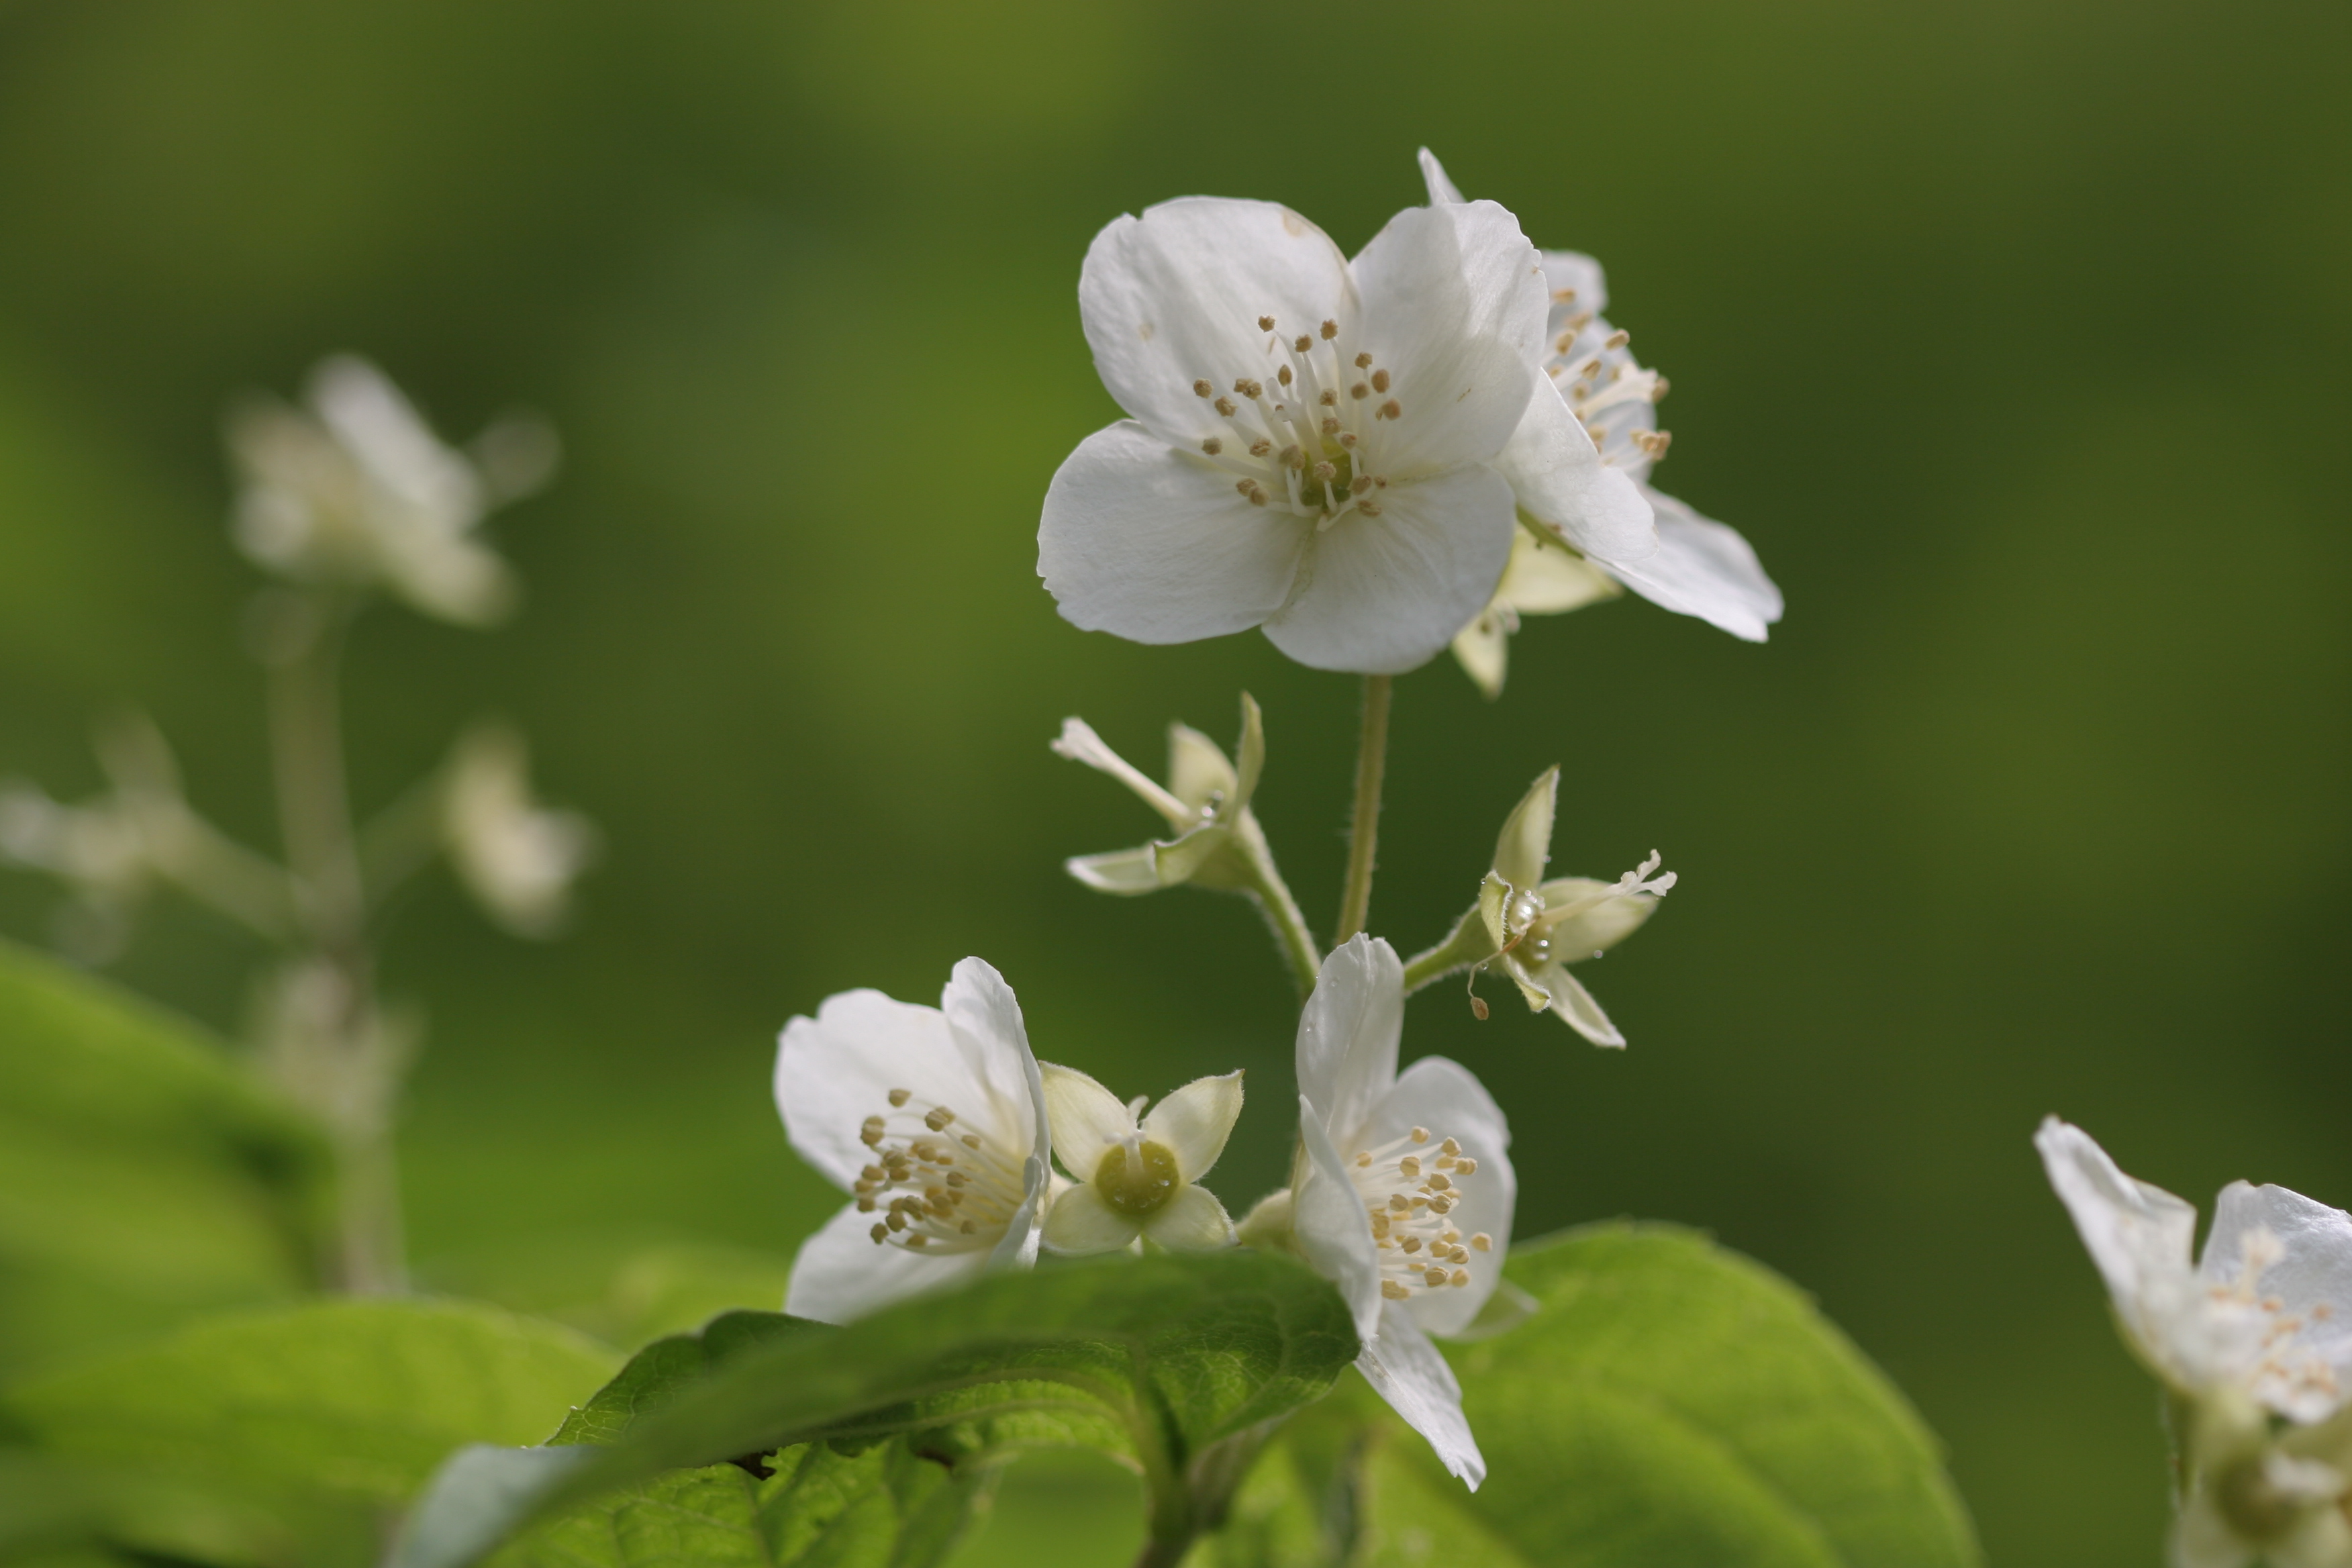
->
[1454,1157,1477,1175]
[904,1234,928,1248]
[1313,460,1337,481]
[861,1116,886,1146]
[1193,379,1214,398]
[1425,1267,1449,1288]
[1214,396,1236,416]
[886,1211,908,1232]
[1426,1171,1451,1191]
[1401,1236,1422,1254]
[1440,1138,1462,1157]
[1652,376,1671,401]
[1450,1269,1471,1288]
[1318,389,1337,406]
[1389,1193,1412,1213]
[871,1222,889,1244]
[1410,1128,1430,1144]
[1400,1155,1422,1178]
[1351,383,1369,399]
[1322,320,1340,340]
[1350,475,1373,495]
[1233,378,1262,398]
[1277,365,1293,386]
[1320,417,1340,435]
[1246,484,1270,506]
[925,1106,956,1131]
[960,1219,978,1234]
[1354,352,1373,369]
[1279,444,1303,469]
[1555,332,1578,354]
[961,1133,983,1149]
[1377,399,1402,420]
[1248,439,1272,456]
[1293,335,1312,352]
[1382,1280,1411,1300]
[1553,287,1577,303]
[1201,438,1222,455]
[1371,369,1391,393]
[1258,315,1276,332]
[887,1088,912,1108]
[1338,432,1358,448]
[855,1195,875,1212]
[1359,501,1382,516]
[1604,330,1630,350]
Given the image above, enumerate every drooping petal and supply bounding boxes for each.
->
[1294,1095,1384,1342]
[1499,529,1620,614]
[777,989,985,1192]
[1416,147,1466,205]
[1599,489,1783,642]
[1350,201,1545,476]
[1144,1183,1238,1252]
[1495,379,1657,567]
[1142,1069,1245,1184]
[1167,722,1237,816]
[2202,1182,2352,1379]
[1358,1303,1487,1489]
[1261,465,1516,675]
[785,1200,989,1324]
[1042,1183,1143,1255]
[1536,962,1626,1047]
[2035,1118,2200,1344]
[1080,197,1357,448]
[1065,847,1164,895]
[1534,876,1661,957]
[1052,716,1191,830]
[942,958,1049,1169]
[1490,768,1557,893]
[1038,1062,1136,1183]
[1040,421,1308,648]
[1359,1057,1514,1340]
[1450,608,1510,699]
[1295,936,1404,1150]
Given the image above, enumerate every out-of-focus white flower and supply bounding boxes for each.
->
[1039,190,1652,675]
[0,716,199,961]
[1420,150,1783,694]
[1240,936,1516,1489]
[775,959,1054,1324]
[2038,1118,2352,1568]
[1038,1063,1242,1255]
[227,356,556,626]
[443,726,595,939]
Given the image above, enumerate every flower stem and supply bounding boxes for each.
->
[1248,860,1322,999]
[1333,675,1391,947]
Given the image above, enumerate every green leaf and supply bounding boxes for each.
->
[397,1249,1360,1568]
[2,1296,620,1564]
[1356,1224,1981,1568]
[0,937,335,1377]
[486,1442,993,1568]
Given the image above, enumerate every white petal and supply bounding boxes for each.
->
[1450,608,1509,699]
[1490,768,1556,893]
[1143,1183,1237,1251]
[1295,936,1404,1150]
[1043,1183,1145,1255]
[1498,528,1620,614]
[777,990,978,1191]
[1417,148,1466,205]
[1079,197,1357,446]
[1142,1069,1245,1184]
[1361,1057,1514,1340]
[1359,1303,1486,1489]
[942,957,1048,1165]
[2202,1181,2352,1377]
[1535,877,1661,957]
[1496,380,1657,566]
[1229,693,1265,815]
[1051,717,1190,830]
[1038,1062,1135,1183]
[2035,1118,2200,1336]
[1166,722,1237,816]
[1600,488,1783,642]
[1350,202,1545,475]
[1066,847,1164,895]
[1537,963,1625,1047]
[1262,465,1516,675]
[1295,1094,1383,1343]
[1539,250,1608,316]
[785,1200,987,1324]
[1040,421,1308,646]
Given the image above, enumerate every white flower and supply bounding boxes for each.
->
[1038,1064,1243,1255]
[775,959,1053,1323]
[226,356,556,626]
[444,726,597,939]
[1038,190,1653,675]
[1420,150,1783,693]
[0,716,197,962]
[1277,935,1516,1489]
[2039,1119,2352,1568]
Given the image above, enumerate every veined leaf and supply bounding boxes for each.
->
[0,937,334,1377]
[397,1250,1360,1568]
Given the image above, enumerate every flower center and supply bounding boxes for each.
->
[1542,291,1672,475]
[1348,1125,1492,1302]
[1095,1138,1182,1216]
[1500,852,1677,969]
[1186,314,1400,528]
[854,1087,1028,1255]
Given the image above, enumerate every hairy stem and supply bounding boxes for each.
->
[1248,859,1322,999]
[1332,675,1391,947]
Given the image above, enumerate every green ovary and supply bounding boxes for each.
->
[1095,1140,1181,1216]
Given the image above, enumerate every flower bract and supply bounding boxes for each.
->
[1038,1063,1242,1255]
[775,958,1052,1323]
[1420,150,1783,694]
[1039,190,1653,674]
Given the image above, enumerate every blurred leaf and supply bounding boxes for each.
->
[487,1442,992,1568]
[549,1308,820,1447]
[1350,1224,1981,1568]
[394,1250,1361,1568]
[0,936,334,1378]
[1,1296,620,1564]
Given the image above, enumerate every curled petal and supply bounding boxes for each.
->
[1262,465,1516,675]
[1040,421,1307,648]
[1490,768,1557,894]
[1142,1069,1245,1185]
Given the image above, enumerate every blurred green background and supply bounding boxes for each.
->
[1,1,2345,1562]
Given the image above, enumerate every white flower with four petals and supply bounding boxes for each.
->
[1038,1064,1244,1255]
